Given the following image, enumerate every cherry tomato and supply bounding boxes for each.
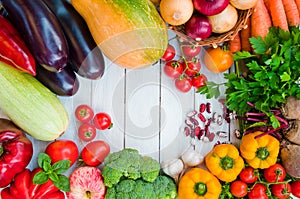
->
[184,58,201,76]
[45,140,79,166]
[181,45,201,57]
[75,104,94,123]
[230,180,248,198]
[161,44,176,62]
[203,47,233,73]
[81,140,110,166]
[191,73,207,89]
[78,123,97,142]
[248,183,268,199]
[291,180,300,198]
[239,166,259,184]
[264,163,286,183]
[175,76,192,93]
[93,112,112,130]
[271,183,291,199]
[163,60,183,79]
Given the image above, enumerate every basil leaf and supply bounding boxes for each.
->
[53,175,70,192]
[38,153,52,168]
[33,171,48,185]
[52,160,71,174]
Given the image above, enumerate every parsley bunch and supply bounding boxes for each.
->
[226,27,300,128]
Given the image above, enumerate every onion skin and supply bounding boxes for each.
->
[185,14,212,41]
[193,0,229,16]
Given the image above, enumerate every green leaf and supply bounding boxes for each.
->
[232,51,255,61]
[280,72,291,82]
[38,153,52,169]
[52,160,71,174]
[270,115,280,129]
[249,37,267,54]
[52,175,70,192]
[33,171,48,185]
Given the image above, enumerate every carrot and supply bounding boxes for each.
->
[282,0,300,26]
[264,0,289,31]
[295,0,300,13]
[229,34,241,53]
[240,17,252,52]
[251,0,272,38]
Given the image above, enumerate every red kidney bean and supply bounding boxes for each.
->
[189,117,199,126]
[199,103,206,113]
[186,110,197,117]
[206,102,211,113]
[184,126,190,136]
[197,113,206,122]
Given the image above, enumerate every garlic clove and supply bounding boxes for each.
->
[181,148,204,167]
[161,158,184,178]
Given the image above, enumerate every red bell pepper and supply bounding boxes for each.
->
[1,168,65,199]
[0,118,33,188]
[0,15,36,75]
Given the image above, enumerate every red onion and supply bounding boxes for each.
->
[185,14,212,41]
[193,0,229,16]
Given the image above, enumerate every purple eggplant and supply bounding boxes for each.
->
[35,64,80,96]
[42,0,105,80]
[1,0,68,71]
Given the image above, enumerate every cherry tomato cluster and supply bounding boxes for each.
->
[228,164,300,199]
[75,104,113,142]
[161,43,207,93]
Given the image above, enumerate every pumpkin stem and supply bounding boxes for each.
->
[194,182,207,196]
[220,156,234,170]
[256,147,270,160]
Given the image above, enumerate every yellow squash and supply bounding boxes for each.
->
[71,0,168,69]
[240,131,280,169]
[205,144,245,182]
[178,168,222,199]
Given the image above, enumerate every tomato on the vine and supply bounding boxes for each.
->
[75,104,94,123]
[191,73,207,89]
[203,47,233,73]
[291,180,300,198]
[93,112,113,130]
[248,183,268,199]
[181,45,201,57]
[81,140,110,166]
[78,123,97,142]
[271,183,291,199]
[184,58,201,76]
[264,163,286,183]
[239,166,259,184]
[45,140,79,166]
[161,44,176,62]
[230,180,248,198]
[175,76,192,93]
[164,60,183,79]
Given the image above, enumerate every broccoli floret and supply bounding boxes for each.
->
[102,148,160,187]
[134,179,156,199]
[153,175,178,199]
[140,156,160,182]
[104,187,116,199]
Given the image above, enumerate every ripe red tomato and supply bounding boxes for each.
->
[248,183,268,199]
[81,140,110,166]
[93,112,112,130]
[271,183,291,199]
[75,104,94,123]
[163,60,183,79]
[239,166,259,184]
[161,44,176,62]
[230,180,248,198]
[184,59,201,76]
[78,123,97,142]
[264,163,286,183]
[45,140,79,166]
[191,74,207,89]
[291,180,300,198]
[181,45,201,57]
[175,76,192,93]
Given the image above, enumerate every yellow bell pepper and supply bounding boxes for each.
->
[178,168,221,199]
[240,131,280,169]
[205,143,245,182]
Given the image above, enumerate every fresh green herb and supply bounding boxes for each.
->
[33,152,71,192]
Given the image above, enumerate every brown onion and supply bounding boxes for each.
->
[193,0,229,16]
[185,14,212,41]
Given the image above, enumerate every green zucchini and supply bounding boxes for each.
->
[0,62,69,141]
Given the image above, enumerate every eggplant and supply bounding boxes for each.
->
[1,0,68,71]
[35,64,80,96]
[42,0,105,80]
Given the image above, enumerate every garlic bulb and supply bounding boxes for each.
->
[161,158,184,180]
[181,148,204,167]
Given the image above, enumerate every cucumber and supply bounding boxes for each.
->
[0,62,69,141]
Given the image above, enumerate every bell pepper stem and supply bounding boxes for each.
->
[0,143,3,156]
[194,182,207,196]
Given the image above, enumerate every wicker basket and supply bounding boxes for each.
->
[168,8,254,48]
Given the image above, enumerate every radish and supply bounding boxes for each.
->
[67,166,106,199]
